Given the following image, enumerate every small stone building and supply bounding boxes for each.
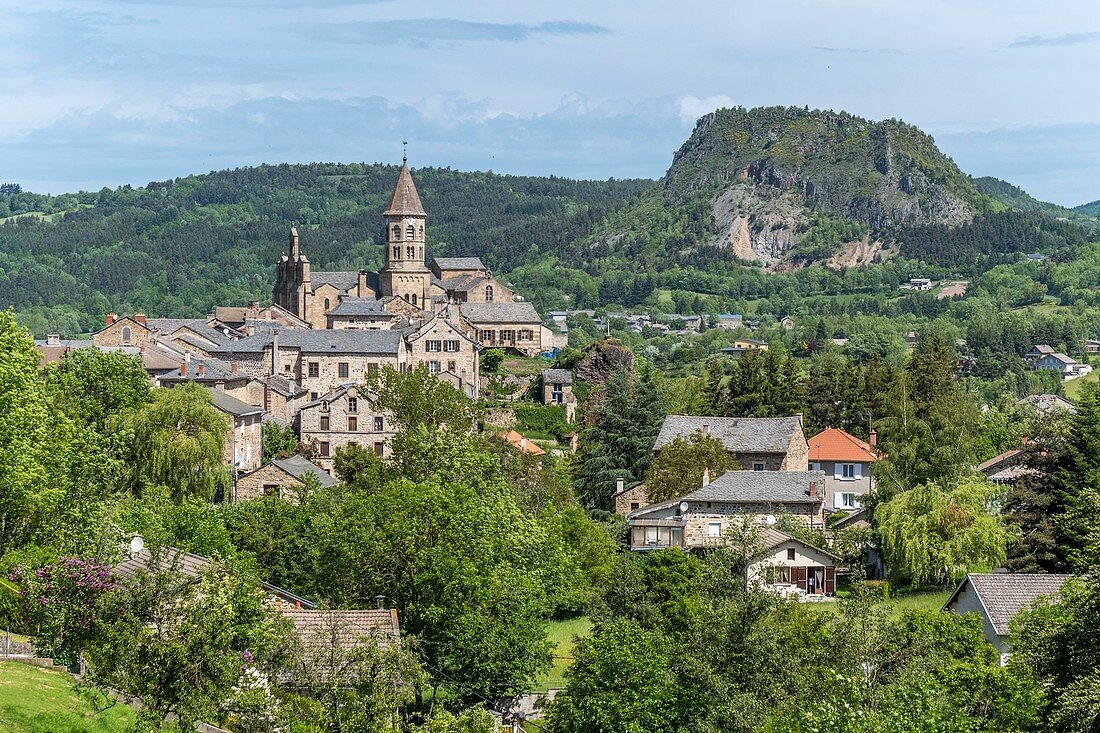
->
[541,368,575,422]
[209,388,263,475]
[297,385,395,474]
[653,415,809,472]
[459,302,545,357]
[235,454,337,503]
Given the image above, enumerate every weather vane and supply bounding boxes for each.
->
[402,139,408,162]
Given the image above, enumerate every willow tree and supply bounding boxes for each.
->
[876,476,1008,586]
[126,383,229,502]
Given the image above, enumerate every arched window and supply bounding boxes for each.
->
[418,225,424,238]
[411,294,418,306]
[122,326,132,344]
[324,298,330,310]
[406,223,415,239]
[485,285,494,302]
[392,246,400,259]
[392,224,401,240]
[406,246,415,259]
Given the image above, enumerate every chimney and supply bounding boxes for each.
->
[105,313,117,326]
[248,300,259,310]
[271,329,280,375]
[197,363,206,377]
[795,412,803,427]
[134,313,146,326]
[616,476,624,495]
[808,480,818,499]
[180,362,187,376]
[374,594,386,610]
[519,437,528,449]
[46,334,60,346]
[214,380,225,391]
[358,269,368,296]
[702,467,710,487]
[701,423,710,437]
[869,429,877,446]
[230,361,238,374]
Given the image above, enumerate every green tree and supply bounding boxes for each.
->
[44,348,151,431]
[644,432,735,503]
[125,383,230,502]
[480,348,504,374]
[262,421,299,462]
[367,363,480,433]
[876,477,1008,586]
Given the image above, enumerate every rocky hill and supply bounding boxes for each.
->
[586,106,1085,270]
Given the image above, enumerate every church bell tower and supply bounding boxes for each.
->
[379,154,431,309]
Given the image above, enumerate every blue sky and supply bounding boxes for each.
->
[2,0,1099,206]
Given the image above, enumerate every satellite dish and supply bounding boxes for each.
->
[765,515,777,527]
[129,535,145,555]
[678,501,690,514]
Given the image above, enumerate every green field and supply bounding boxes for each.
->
[1065,369,1098,400]
[533,616,592,692]
[813,586,952,617]
[0,661,133,732]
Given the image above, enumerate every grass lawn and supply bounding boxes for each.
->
[813,586,953,617]
[1065,369,1097,401]
[532,617,591,692]
[0,661,134,732]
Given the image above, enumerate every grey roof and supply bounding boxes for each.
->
[160,357,247,383]
[685,470,825,504]
[1016,393,1077,414]
[267,374,308,398]
[1041,352,1077,365]
[1029,344,1056,355]
[214,329,404,356]
[209,388,263,417]
[301,384,378,410]
[433,257,485,271]
[326,297,394,317]
[271,455,337,488]
[542,368,573,385]
[309,271,360,293]
[147,319,235,346]
[654,415,802,454]
[945,573,1073,636]
[441,274,489,293]
[460,302,542,324]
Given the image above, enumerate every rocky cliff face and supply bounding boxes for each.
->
[656,106,994,267]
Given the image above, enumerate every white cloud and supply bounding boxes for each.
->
[678,95,736,123]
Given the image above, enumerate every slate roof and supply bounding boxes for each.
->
[542,368,573,385]
[1042,352,1077,365]
[441,274,489,293]
[684,470,826,505]
[269,455,338,488]
[326,298,393,317]
[159,357,246,383]
[808,428,879,463]
[1016,393,1077,414]
[309,271,360,293]
[384,159,426,216]
[1028,345,1056,356]
[147,319,235,346]
[433,257,485,271]
[209,388,263,417]
[654,415,802,454]
[757,527,841,561]
[460,302,542,324]
[944,573,1073,636]
[213,329,404,356]
[266,374,308,398]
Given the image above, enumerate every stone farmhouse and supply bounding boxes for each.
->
[653,415,809,472]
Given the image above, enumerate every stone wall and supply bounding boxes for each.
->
[407,318,479,386]
[224,414,263,474]
[298,387,396,473]
[92,317,152,348]
[235,463,303,504]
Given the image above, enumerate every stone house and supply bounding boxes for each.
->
[209,388,263,476]
[626,469,827,550]
[325,297,398,330]
[653,415,809,472]
[92,313,153,348]
[459,302,545,356]
[296,385,395,474]
[711,314,743,330]
[612,477,648,515]
[807,427,880,513]
[944,573,1073,662]
[211,301,310,332]
[235,454,337,503]
[403,310,481,395]
[429,257,516,304]
[540,368,575,422]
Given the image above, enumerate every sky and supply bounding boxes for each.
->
[2,0,1099,206]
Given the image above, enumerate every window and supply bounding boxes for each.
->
[479,330,494,342]
[348,416,357,431]
[708,522,722,538]
[485,284,494,302]
[406,223,415,239]
[319,441,330,457]
[338,362,349,378]
[842,463,857,479]
[447,360,456,373]
[406,246,415,259]
[320,400,329,412]
[787,548,796,561]
[319,416,330,431]
[121,326,132,344]
[393,224,401,240]
[367,363,379,375]
[840,492,860,509]
[444,340,459,352]
[630,502,640,510]
[500,329,515,342]
[263,484,280,498]
[324,298,331,311]
[283,363,291,373]
[374,416,384,431]
[310,392,318,401]
[426,340,442,352]
[752,462,765,472]
[374,441,384,456]
[810,462,821,472]
[418,225,423,238]
[428,361,441,374]
[308,362,319,378]
[392,246,400,259]
[644,526,658,544]
[347,397,358,413]
[519,329,533,340]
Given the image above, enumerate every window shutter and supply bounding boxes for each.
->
[834,463,843,479]
[824,566,836,595]
[854,463,862,479]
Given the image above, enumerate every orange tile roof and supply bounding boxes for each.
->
[503,430,547,456]
[808,427,879,463]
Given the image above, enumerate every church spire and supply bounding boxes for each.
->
[384,156,426,217]
[289,225,300,258]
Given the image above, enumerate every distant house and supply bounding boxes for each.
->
[626,469,828,548]
[711,314,744,330]
[1025,344,1056,361]
[944,573,1072,662]
[612,477,648,515]
[1034,351,1084,377]
[34,335,92,366]
[901,278,933,291]
[210,388,263,476]
[235,454,337,503]
[807,428,880,513]
[720,338,769,358]
[297,385,394,472]
[653,415,809,472]
[541,368,576,422]
[1026,252,1047,262]
[1016,393,1077,415]
[977,447,1030,485]
[501,430,547,456]
[1083,339,1100,355]
[780,315,796,330]
[459,302,545,357]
